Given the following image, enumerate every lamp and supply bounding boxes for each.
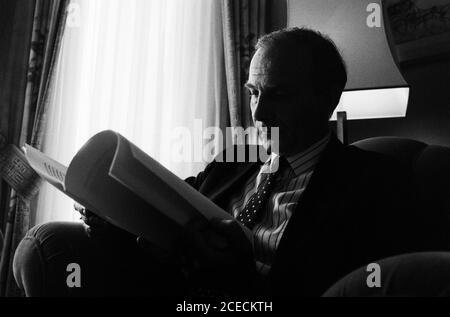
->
[287,0,410,144]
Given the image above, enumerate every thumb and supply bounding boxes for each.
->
[209,218,250,249]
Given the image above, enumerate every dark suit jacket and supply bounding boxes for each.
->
[185,134,438,297]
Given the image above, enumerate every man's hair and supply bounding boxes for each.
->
[255,27,347,99]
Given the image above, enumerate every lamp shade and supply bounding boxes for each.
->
[287,0,410,120]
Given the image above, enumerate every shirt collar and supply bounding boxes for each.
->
[284,133,331,176]
[260,133,331,176]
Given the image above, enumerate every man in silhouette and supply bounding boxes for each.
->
[14,27,433,297]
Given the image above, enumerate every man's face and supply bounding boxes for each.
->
[246,45,328,156]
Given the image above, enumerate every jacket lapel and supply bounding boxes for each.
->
[199,144,266,210]
[269,135,346,277]
[198,137,346,276]
[200,162,260,205]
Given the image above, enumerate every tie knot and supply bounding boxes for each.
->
[266,155,289,175]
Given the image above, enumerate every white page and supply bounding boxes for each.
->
[109,135,253,242]
[65,131,180,250]
[24,145,68,192]
[24,134,183,251]
[131,143,233,221]
[110,136,232,224]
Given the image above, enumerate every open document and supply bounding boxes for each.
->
[24,130,249,251]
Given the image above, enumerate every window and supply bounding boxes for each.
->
[36,0,226,224]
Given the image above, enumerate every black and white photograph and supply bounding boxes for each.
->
[0,0,450,305]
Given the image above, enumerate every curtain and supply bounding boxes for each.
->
[222,0,267,129]
[0,1,35,231]
[35,0,227,224]
[0,0,69,297]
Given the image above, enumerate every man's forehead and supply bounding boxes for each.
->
[248,46,312,84]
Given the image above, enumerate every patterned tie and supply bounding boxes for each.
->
[236,157,286,229]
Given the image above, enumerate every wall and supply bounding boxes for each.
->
[267,0,450,147]
[348,58,450,146]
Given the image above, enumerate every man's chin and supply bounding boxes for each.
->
[261,139,283,156]
[256,136,270,151]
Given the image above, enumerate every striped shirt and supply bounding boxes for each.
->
[227,133,331,275]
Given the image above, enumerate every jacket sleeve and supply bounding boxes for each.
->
[184,161,216,191]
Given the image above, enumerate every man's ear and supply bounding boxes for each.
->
[329,84,344,105]
[325,84,344,117]
[315,89,338,119]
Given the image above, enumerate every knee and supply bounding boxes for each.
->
[13,222,88,297]
[323,252,450,297]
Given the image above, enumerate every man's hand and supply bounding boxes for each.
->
[74,203,134,242]
[178,217,258,296]
[74,203,110,237]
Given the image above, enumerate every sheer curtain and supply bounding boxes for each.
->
[35,0,226,224]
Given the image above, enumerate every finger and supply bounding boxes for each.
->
[209,218,249,247]
[136,236,156,254]
[73,203,85,215]
[187,217,230,251]
[136,236,150,247]
[87,215,107,227]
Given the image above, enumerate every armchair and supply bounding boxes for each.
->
[324,136,450,297]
